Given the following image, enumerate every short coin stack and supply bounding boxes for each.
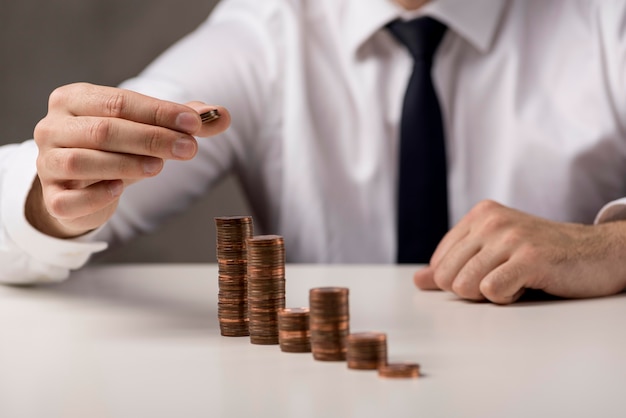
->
[247,235,286,345]
[200,109,221,124]
[309,287,350,361]
[278,307,311,353]
[215,216,253,337]
[346,332,388,370]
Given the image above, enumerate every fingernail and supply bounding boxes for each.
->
[172,138,196,159]
[143,159,163,175]
[176,112,200,133]
[108,180,124,197]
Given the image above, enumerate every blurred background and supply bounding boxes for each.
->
[0,0,250,263]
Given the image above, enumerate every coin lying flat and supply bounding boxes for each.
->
[378,363,420,379]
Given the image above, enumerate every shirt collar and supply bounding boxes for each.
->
[343,0,509,55]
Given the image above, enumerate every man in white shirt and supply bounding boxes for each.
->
[1,0,625,304]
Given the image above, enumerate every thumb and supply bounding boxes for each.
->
[413,266,441,290]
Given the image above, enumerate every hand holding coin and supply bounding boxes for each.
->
[28,82,230,239]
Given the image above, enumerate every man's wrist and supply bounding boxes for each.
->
[595,221,626,293]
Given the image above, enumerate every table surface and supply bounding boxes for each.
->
[0,264,624,418]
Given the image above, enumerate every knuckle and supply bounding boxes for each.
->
[33,118,53,145]
[516,244,540,264]
[473,199,501,215]
[48,83,88,108]
[39,151,60,175]
[48,85,70,109]
[56,151,82,176]
[454,270,483,300]
[479,265,524,305]
[88,118,113,148]
[451,278,473,298]
[45,192,70,219]
[480,212,509,234]
[478,278,500,301]
[143,127,164,156]
[104,91,126,118]
[501,227,526,247]
[152,102,170,126]
[35,154,48,176]
[467,200,505,226]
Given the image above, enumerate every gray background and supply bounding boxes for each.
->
[0,0,250,263]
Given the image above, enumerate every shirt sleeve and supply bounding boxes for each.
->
[90,0,279,245]
[0,141,108,284]
[0,0,278,284]
[594,2,626,224]
[595,198,626,224]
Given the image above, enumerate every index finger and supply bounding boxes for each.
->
[49,83,202,134]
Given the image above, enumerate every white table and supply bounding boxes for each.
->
[0,264,624,418]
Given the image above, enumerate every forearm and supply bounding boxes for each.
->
[589,218,626,295]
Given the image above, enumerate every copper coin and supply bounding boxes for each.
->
[346,332,388,370]
[309,287,350,362]
[215,216,253,337]
[378,363,420,379]
[200,109,221,124]
[278,307,311,353]
[247,235,285,345]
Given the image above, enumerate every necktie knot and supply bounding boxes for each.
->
[387,17,447,63]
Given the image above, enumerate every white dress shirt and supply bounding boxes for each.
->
[1,0,626,284]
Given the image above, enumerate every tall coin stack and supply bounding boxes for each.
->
[247,235,286,345]
[215,216,253,337]
[278,307,311,353]
[346,332,387,370]
[309,287,350,361]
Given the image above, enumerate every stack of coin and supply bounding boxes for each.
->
[200,109,220,124]
[247,235,286,345]
[215,216,253,337]
[278,307,311,353]
[309,287,350,361]
[378,363,421,379]
[346,332,388,370]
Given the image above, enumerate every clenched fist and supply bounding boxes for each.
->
[414,200,626,304]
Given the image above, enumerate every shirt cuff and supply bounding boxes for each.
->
[1,141,108,272]
[594,198,626,224]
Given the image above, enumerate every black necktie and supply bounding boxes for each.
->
[387,17,449,264]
